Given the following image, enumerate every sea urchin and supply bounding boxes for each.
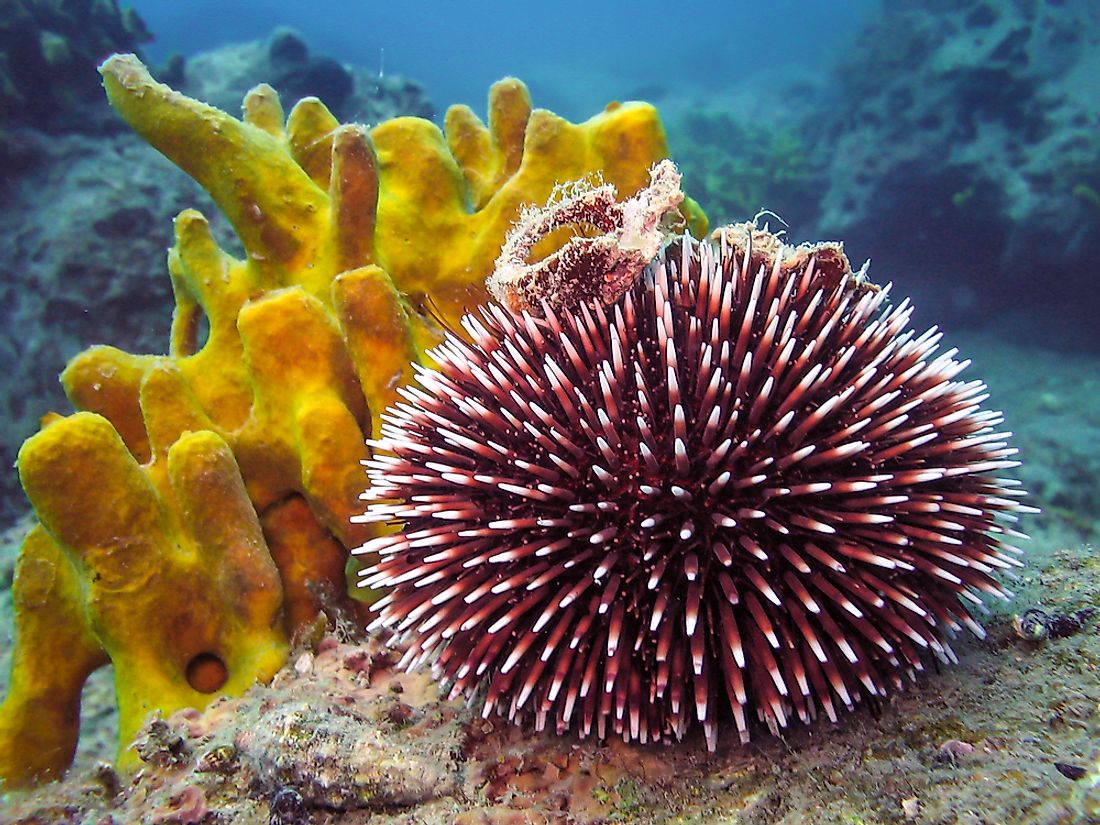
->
[354,164,1030,749]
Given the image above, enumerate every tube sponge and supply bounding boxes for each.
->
[0,418,288,784]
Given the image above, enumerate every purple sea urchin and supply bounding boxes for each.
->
[355,172,1031,749]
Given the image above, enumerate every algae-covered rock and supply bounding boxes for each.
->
[0,0,151,129]
[2,612,1097,825]
[809,0,1100,335]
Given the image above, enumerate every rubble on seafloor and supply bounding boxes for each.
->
[2,587,1098,825]
[0,634,702,824]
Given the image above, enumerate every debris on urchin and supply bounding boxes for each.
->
[354,166,1033,750]
[487,158,685,315]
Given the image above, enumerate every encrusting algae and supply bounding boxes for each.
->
[0,53,706,788]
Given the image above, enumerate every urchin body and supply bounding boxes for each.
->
[356,228,1027,749]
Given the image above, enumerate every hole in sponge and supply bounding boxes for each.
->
[169,292,212,357]
[185,653,228,693]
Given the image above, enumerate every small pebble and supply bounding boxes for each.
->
[1014,608,1050,642]
[294,652,314,676]
[344,650,372,674]
[92,761,121,797]
[269,787,307,825]
[901,796,919,819]
[386,700,415,727]
[935,739,975,764]
[1054,762,1087,780]
[1036,392,1062,414]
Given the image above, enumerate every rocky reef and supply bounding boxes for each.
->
[671,109,820,231]
[671,0,1100,349]
[178,27,431,125]
[0,0,150,132]
[2,575,1097,825]
[810,0,1100,335]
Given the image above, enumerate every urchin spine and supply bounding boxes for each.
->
[355,229,1031,749]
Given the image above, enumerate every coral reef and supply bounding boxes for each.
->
[0,54,703,788]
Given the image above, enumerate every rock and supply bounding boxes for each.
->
[0,0,152,130]
[268,27,310,68]
[238,700,460,810]
[807,0,1100,343]
[179,29,432,124]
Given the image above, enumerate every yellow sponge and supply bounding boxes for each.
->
[0,54,706,787]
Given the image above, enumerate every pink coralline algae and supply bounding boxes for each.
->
[356,164,1032,749]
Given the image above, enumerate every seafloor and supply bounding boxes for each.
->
[1,330,1096,825]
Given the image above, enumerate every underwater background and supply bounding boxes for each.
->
[0,0,1097,822]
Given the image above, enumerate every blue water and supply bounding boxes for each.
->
[129,0,877,119]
